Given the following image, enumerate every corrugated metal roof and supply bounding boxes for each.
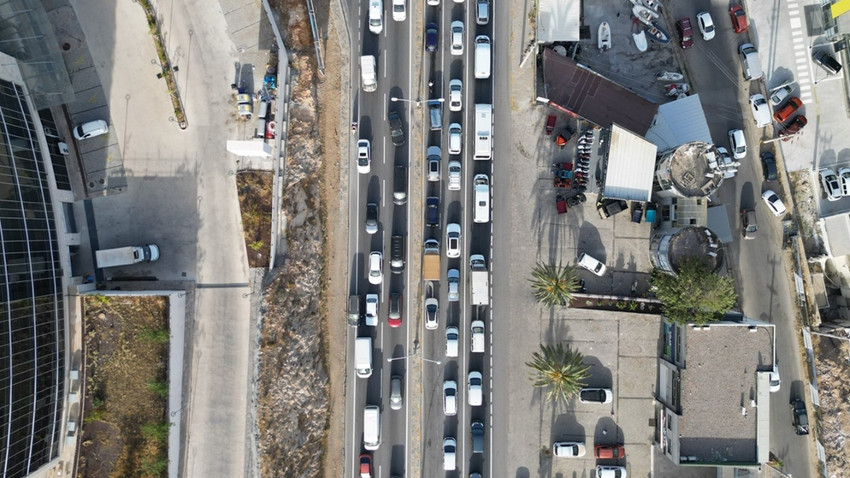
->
[707,205,733,244]
[537,0,581,42]
[603,124,657,202]
[644,94,713,152]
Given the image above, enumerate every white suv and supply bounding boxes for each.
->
[443,380,457,415]
[365,294,378,326]
[728,129,747,160]
[748,94,771,128]
[450,21,464,55]
[468,371,483,406]
[577,253,607,276]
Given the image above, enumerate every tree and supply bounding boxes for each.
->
[528,261,580,307]
[526,343,590,404]
[650,257,737,325]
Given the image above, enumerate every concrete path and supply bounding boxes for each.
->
[71,0,253,476]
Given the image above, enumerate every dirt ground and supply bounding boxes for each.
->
[80,296,169,478]
[813,332,850,477]
[255,0,345,475]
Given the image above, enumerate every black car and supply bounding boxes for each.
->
[791,398,809,435]
[387,110,405,146]
[426,196,440,226]
[760,151,778,182]
[365,203,378,234]
[425,23,438,52]
[813,50,842,75]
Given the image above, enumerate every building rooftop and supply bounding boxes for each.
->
[666,226,723,273]
[542,49,658,136]
[603,124,657,202]
[679,322,775,463]
[536,0,580,42]
[657,142,724,198]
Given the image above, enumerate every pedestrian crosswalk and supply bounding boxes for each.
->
[787,0,814,104]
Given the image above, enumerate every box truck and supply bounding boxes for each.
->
[470,254,489,305]
[424,239,440,281]
[95,244,160,268]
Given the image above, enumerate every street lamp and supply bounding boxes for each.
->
[390,96,421,107]
[386,353,441,365]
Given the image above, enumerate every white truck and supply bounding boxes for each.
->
[473,104,492,160]
[95,244,160,268]
[360,55,377,92]
[470,254,489,305]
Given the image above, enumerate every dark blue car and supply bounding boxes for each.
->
[426,23,438,52]
[426,196,439,226]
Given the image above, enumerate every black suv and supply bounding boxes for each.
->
[791,398,809,435]
[813,50,842,75]
[387,110,406,146]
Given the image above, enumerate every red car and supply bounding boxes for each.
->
[780,115,808,141]
[388,292,402,327]
[595,444,626,459]
[773,97,803,124]
[359,453,372,478]
[677,18,694,49]
[729,5,748,33]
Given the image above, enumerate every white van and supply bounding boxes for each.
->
[473,174,490,223]
[474,35,491,79]
[360,55,377,92]
[354,337,372,378]
[363,405,381,450]
[368,0,383,34]
[471,320,485,353]
[739,43,763,80]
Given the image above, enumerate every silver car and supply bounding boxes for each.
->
[427,145,441,182]
[447,269,460,301]
[390,375,403,410]
[447,160,461,191]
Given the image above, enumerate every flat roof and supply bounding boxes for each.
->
[537,0,580,42]
[543,49,658,136]
[603,124,657,202]
[679,323,774,463]
[821,213,850,257]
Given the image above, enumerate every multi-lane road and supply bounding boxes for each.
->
[345,0,497,476]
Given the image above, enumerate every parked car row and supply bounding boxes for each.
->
[818,167,850,202]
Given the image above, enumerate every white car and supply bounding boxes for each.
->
[443,437,457,471]
[427,0,439,5]
[596,465,628,478]
[73,119,109,140]
[368,251,383,284]
[448,123,462,155]
[368,0,383,34]
[553,442,586,457]
[579,388,613,404]
[819,168,842,201]
[770,85,793,106]
[728,129,747,160]
[449,79,462,112]
[450,21,464,56]
[425,297,439,330]
[357,139,371,174]
[446,326,459,357]
[443,380,457,415]
[695,11,715,40]
[761,189,787,216]
[769,366,781,393]
[577,253,607,276]
[391,0,406,21]
[838,167,850,196]
[473,174,490,223]
[446,223,461,258]
[468,370,483,406]
[748,94,771,128]
[448,160,461,191]
[427,145,441,182]
[365,293,378,326]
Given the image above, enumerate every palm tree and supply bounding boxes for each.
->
[528,261,580,307]
[526,343,589,404]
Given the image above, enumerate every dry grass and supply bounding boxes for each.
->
[236,171,274,267]
[80,295,169,478]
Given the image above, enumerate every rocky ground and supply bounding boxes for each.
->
[255,0,344,475]
[813,332,850,477]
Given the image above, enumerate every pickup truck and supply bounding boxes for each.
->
[423,239,440,281]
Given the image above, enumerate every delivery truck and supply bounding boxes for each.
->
[423,239,440,281]
[95,244,160,268]
[470,254,489,305]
